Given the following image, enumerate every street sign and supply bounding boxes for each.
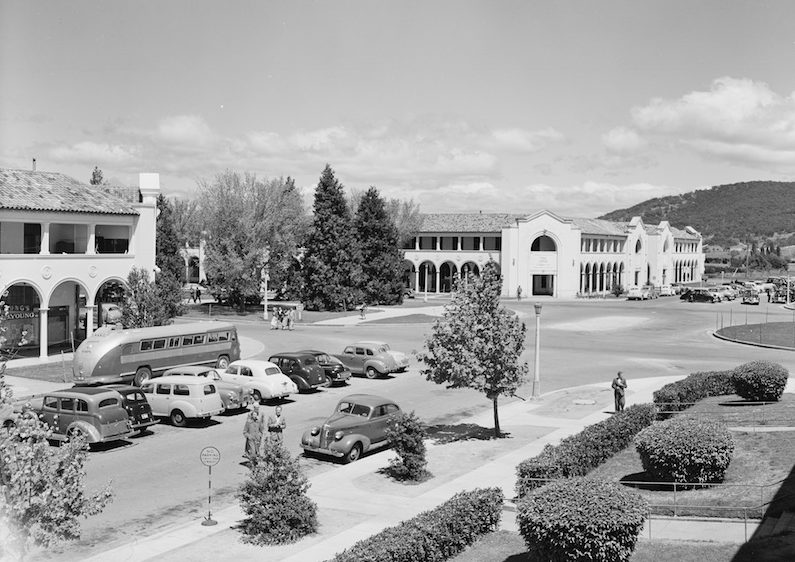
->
[200,446,220,466]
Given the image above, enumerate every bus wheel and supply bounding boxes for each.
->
[216,355,230,370]
[134,367,152,386]
[170,410,187,427]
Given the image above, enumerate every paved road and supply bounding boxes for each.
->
[43,297,795,560]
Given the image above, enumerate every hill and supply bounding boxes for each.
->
[599,181,795,248]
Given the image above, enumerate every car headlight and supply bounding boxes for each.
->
[310,427,320,436]
[334,431,344,441]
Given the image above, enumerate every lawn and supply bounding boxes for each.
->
[717,321,795,349]
[588,394,795,518]
[449,530,741,562]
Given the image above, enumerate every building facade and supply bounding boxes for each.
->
[402,211,704,298]
[0,169,159,358]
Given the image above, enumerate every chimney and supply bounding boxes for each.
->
[32,158,36,172]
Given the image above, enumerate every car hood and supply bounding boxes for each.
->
[322,412,369,430]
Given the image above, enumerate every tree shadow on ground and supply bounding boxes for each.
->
[376,465,433,485]
[425,423,509,444]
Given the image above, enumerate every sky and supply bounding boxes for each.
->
[2,1,795,218]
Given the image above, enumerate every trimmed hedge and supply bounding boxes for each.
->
[329,488,503,562]
[634,417,734,484]
[517,478,647,562]
[515,403,656,498]
[652,370,735,413]
[731,360,789,402]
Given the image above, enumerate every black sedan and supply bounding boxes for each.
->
[680,288,720,303]
[298,349,352,386]
[105,384,159,434]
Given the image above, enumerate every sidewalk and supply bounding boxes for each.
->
[80,373,769,562]
[312,305,445,326]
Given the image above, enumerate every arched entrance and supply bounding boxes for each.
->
[0,282,42,359]
[418,262,437,293]
[402,261,416,291]
[530,235,557,296]
[440,262,457,293]
[460,262,480,279]
[188,256,201,284]
[48,279,91,353]
[93,279,126,330]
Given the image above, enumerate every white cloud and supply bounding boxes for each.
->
[629,77,795,169]
[602,127,645,154]
[491,127,564,153]
[49,141,137,165]
[156,115,215,148]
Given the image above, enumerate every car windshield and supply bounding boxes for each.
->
[337,402,371,417]
[265,367,281,376]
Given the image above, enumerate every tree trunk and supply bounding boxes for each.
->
[492,394,501,438]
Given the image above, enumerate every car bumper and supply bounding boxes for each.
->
[330,371,352,382]
[301,444,344,458]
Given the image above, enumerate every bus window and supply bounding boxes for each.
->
[153,339,166,350]
[141,341,153,352]
[193,335,205,345]
[208,332,219,343]
[182,336,194,346]
[169,337,180,348]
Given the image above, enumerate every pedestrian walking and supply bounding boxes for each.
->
[195,287,202,303]
[267,405,286,442]
[243,404,264,460]
[190,287,196,303]
[270,311,279,330]
[612,371,627,413]
[359,302,367,320]
[286,308,295,330]
[517,285,523,301]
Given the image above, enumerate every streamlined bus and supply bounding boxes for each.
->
[73,321,240,386]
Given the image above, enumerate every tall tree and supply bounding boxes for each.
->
[120,267,169,328]
[89,166,104,185]
[301,165,362,311]
[155,194,185,282]
[418,262,529,437]
[354,186,405,305]
[385,197,423,249]
[171,198,203,247]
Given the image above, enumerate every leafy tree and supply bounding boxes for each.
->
[120,267,169,328]
[301,165,363,311]
[419,261,529,438]
[386,411,429,481]
[89,166,104,185]
[0,375,112,557]
[171,197,203,247]
[354,187,405,305]
[386,197,423,249]
[156,195,185,282]
[237,438,317,545]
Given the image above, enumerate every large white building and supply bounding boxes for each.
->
[0,169,160,359]
[402,211,704,298]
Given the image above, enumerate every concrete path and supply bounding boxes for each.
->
[313,306,445,326]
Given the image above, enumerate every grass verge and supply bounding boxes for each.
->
[717,322,795,349]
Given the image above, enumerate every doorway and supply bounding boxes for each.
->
[532,274,554,296]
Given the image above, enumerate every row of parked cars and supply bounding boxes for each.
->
[2,341,411,451]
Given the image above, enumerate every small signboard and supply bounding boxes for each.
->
[200,446,220,467]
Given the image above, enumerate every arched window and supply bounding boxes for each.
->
[635,239,642,253]
[531,235,556,252]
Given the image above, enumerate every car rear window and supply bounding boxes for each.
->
[304,356,316,365]
[203,384,216,395]
[129,391,146,402]
[174,384,190,396]
[99,398,119,408]
[265,367,281,376]
[156,384,171,395]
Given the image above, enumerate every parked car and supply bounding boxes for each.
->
[297,349,352,386]
[718,285,738,300]
[30,387,133,445]
[140,375,225,427]
[771,290,788,304]
[300,394,402,463]
[682,288,721,303]
[627,286,651,300]
[268,352,328,392]
[741,289,761,305]
[104,384,158,434]
[658,285,675,297]
[221,359,298,403]
[334,341,410,379]
[670,283,686,295]
[161,365,253,411]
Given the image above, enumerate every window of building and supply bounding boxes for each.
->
[49,223,88,254]
[439,237,458,251]
[23,223,41,254]
[483,236,501,251]
[401,237,417,250]
[419,236,437,250]
[95,225,130,254]
[461,237,480,251]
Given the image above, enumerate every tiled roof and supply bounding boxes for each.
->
[0,169,138,215]
[419,213,525,233]
[670,226,700,240]
[569,217,630,236]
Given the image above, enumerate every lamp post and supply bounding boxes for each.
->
[531,302,542,399]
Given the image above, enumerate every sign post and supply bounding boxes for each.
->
[199,446,221,526]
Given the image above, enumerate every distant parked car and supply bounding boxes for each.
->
[682,288,721,303]
[717,285,737,301]
[741,290,761,305]
[221,359,298,403]
[297,349,352,386]
[658,285,675,297]
[268,352,328,392]
[300,394,402,463]
[161,365,253,411]
[140,375,225,427]
[627,286,651,300]
[104,384,158,434]
[403,287,415,299]
[30,387,133,445]
[334,341,410,379]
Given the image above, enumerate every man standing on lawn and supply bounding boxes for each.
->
[612,371,627,412]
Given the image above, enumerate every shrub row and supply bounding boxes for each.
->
[732,360,789,402]
[329,487,503,562]
[635,417,735,484]
[652,370,735,413]
[515,403,656,498]
[517,478,648,562]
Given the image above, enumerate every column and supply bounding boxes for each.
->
[413,268,419,291]
[87,224,96,254]
[85,305,95,338]
[415,237,419,251]
[40,222,50,255]
[38,307,49,359]
[435,268,441,293]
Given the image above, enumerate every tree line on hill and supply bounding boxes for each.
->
[599,180,795,249]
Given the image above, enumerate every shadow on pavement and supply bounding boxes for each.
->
[426,422,507,444]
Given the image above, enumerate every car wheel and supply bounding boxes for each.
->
[170,409,187,427]
[216,355,230,370]
[324,376,334,387]
[252,390,262,404]
[134,367,152,386]
[344,443,362,464]
[67,427,90,450]
[365,367,379,379]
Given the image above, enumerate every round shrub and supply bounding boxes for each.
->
[731,360,789,402]
[517,478,647,562]
[634,417,734,484]
[386,410,429,481]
